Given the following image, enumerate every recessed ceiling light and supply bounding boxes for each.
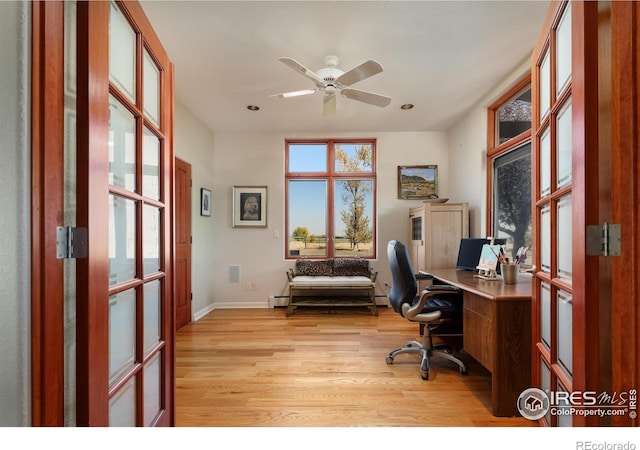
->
[247,105,260,111]
[400,104,414,110]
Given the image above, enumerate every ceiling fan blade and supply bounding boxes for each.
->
[323,94,336,117]
[279,57,326,86]
[269,89,317,99]
[342,88,391,108]
[336,60,383,86]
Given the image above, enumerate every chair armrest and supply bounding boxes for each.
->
[426,284,460,293]
[286,269,295,282]
[369,270,378,282]
[415,272,433,281]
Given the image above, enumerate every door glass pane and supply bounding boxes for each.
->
[288,180,327,257]
[557,194,572,281]
[539,51,550,120]
[109,97,136,192]
[541,282,551,349]
[143,280,161,354]
[540,204,551,273]
[109,1,136,102]
[143,204,161,276]
[496,87,532,145]
[109,195,136,285]
[493,144,532,256]
[556,3,572,95]
[334,143,373,172]
[333,179,373,257]
[288,143,327,172]
[556,383,574,427]
[144,352,161,426]
[109,289,136,384]
[143,48,160,127]
[557,290,573,377]
[142,127,160,200]
[557,99,573,189]
[541,360,551,425]
[64,0,78,426]
[109,377,136,426]
[540,128,551,197]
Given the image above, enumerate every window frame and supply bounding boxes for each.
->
[285,138,377,260]
[486,75,532,257]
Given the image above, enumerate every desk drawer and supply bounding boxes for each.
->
[464,292,492,319]
[463,293,493,371]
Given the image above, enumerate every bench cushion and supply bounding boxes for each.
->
[295,259,334,277]
[290,275,374,287]
[332,258,370,277]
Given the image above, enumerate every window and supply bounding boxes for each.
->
[286,140,376,259]
[488,78,532,263]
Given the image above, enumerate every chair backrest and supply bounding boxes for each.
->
[387,240,418,314]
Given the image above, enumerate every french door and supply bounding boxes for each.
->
[31,0,175,426]
[531,0,639,427]
[75,0,174,426]
[531,0,586,427]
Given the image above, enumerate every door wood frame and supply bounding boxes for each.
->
[611,0,639,427]
[30,0,65,427]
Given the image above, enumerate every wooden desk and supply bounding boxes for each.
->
[427,268,532,417]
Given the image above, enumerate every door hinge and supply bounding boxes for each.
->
[56,226,88,259]
[586,223,621,256]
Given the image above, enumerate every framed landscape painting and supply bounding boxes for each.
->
[397,165,439,199]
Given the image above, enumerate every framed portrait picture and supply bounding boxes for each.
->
[397,165,439,200]
[201,188,212,216]
[232,186,267,228]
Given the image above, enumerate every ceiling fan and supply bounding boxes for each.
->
[270,55,392,117]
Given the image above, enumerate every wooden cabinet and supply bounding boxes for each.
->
[408,202,469,273]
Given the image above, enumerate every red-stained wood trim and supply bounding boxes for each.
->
[30,0,65,427]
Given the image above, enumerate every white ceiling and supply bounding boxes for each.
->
[140,0,550,133]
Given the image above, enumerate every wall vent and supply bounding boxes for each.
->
[229,265,240,283]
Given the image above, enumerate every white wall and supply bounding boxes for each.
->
[174,102,217,318]
[206,130,453,309]
[173,58,534,316]
[0,0,31,426]
[448,56,532,238]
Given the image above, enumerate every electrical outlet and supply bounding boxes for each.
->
[245,282,251,291]
[251,282,257,290]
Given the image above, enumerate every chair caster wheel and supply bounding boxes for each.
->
[386,356,394,364]
[421,372,429,380]
[459,366,467,375]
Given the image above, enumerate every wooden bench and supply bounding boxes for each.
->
[286,258,378,316]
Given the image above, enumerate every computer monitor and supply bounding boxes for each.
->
[456,238,507,272]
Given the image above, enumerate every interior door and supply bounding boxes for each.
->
[531,1,601,427]
[175,158,192,330]
[75,0,174,426]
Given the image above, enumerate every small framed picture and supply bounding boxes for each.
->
[397,165,439,200]
[200,188,212,217]
[232,186,267,228]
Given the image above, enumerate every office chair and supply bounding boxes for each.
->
[386,240,467,380]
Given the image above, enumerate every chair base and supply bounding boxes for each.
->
[385,339,467,380]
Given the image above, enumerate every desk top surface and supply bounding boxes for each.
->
[425,268,532,301]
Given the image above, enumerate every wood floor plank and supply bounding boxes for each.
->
[175,307,534,427]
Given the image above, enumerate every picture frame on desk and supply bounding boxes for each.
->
[397,165,439,200]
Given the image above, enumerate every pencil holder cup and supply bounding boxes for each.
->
[502,264,518,284]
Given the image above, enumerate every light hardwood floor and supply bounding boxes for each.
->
[175,306,534,427]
